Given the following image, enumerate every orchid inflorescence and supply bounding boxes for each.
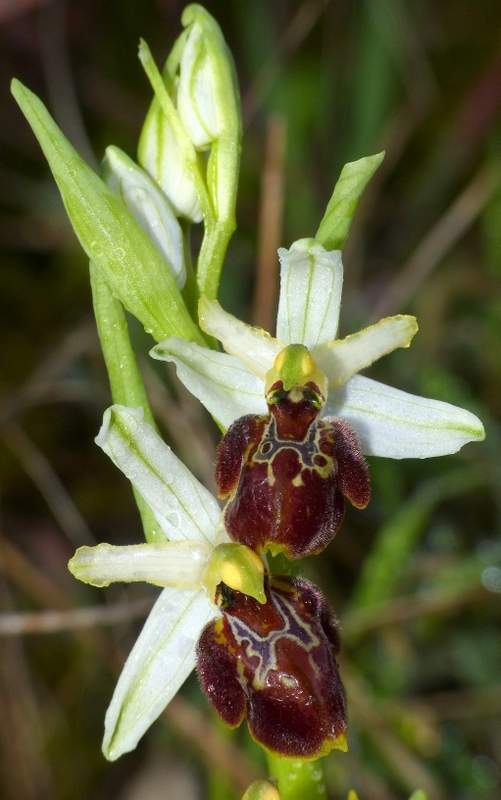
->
[12,3,485,798]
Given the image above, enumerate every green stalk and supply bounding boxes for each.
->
[196,216,236,300]
[90,262,163,543]
[265,753,327,800]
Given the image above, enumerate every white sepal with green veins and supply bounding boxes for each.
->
[102,586,215,760]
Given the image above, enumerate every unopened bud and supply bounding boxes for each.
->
[242,779,280,800]
[177,5,236,148]
[138,76,202,223]
[103,146,186,288]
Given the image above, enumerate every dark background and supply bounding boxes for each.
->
[0,1,500,799]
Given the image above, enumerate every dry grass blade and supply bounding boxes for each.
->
[1,422,95,547]
[372,161,501,320]
[0,597,153,636]
[252,114,286,333]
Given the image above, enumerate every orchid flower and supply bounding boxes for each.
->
[152,238,485,459]
[68,404,265,761]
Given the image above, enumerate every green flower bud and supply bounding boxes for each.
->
[138,91,203,223]
[177,5,235,148]
[177,4,242,224]
[103,146,186,288]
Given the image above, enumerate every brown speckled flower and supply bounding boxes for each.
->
[197,575,348,760]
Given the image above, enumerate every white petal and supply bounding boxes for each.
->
[96,406,220,543]
[276,240,343,348]
[325,374,485,458]
[103,587,217,760]
[198,296,283,379]
[68,541,211,589]
[151,337,267,430]
[313,315,418,387]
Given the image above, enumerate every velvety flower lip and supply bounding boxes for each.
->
[68,404,265,761]
[214,391,370,559]
[151,238,485,458]
[197,575,348,760]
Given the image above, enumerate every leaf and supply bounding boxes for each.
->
[11,79,204,346]
[315,152,385,250]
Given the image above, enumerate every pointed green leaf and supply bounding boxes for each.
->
[11,79,203,346]
[316,152,385,250]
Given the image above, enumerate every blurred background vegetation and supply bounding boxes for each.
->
[0,1,500,799]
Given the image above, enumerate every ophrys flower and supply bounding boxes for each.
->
[152,238,485,459]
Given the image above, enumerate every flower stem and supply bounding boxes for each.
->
[265,753,327,800]
[89,262,161,542]
[197,218,236,300]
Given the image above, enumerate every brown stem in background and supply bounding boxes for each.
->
[371,161,501,320]
[0,597,153,636]
[1,422,95,547]
[252,115,287,333]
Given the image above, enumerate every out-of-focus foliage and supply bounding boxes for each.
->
[0,2,500,799]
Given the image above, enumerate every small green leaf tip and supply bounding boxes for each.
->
[408,791,429,800]
[316,151,385,250]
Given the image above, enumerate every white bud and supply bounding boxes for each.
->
[138,93,203,223]
[103,146,187,288]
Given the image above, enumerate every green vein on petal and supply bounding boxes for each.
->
[96,406,220,542]
[198,296,283,378]
[103,587,216,760]
[69,541,211,589]
[276,240,343,348]
[326,375,485,458]
[152,337,267,430]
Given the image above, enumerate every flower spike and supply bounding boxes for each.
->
[69,405,266,760]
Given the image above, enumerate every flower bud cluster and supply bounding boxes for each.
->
[100,3,241,300]
[138,4,241,226]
